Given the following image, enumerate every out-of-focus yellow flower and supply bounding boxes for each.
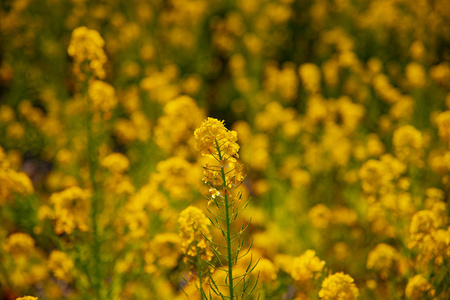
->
[366,243,399,279]
[405,274,435,300]
[299,63,321,94]
[129,180,168,212]
[254,258,278,283]
[48,250,74,281]
[0,105,15,123]
[409,210,437,245]
[101,153,130,174]
[430,62,450,87]
[49,186,90,235]
[88,80,117,114]
[68,26,107,79]
[178,206,213,261]
[318,272,359,300]
[154,95,205,156]
[152,156,200,200]
[16,296,38,300]
[2,233,35,256]
[308,204,332,229]
[366,134,385,157]
[144,233,181,273]
[0,159,34,203]
[392,125,423,166]
[405,62,426,88]
[290,250,325,283]
[410,41,425,60]
[436,110,450,142]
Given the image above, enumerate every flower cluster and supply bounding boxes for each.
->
[318,272,360,300]
[178,206,213,262]
[43,186,91,235]
[67,26,107,79]
[194,117,240,162]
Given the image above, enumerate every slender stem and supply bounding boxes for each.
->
[214,138,234,299]
[221,167,234,300]
[86,80,102,299]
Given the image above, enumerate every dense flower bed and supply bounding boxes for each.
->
[1,0,449,299]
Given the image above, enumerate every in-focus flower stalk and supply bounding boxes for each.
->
[194,117,257,299]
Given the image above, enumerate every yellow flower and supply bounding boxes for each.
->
[67,26,107,79]
[101,153,130,174]
[88,80,117,113]
[409,210,437,245]
[49,186,91,234]
[152,156,200,200]
[405,62,426,88]
[144,233,182,272]
[405,274,435,300]
[318,272,360,300]
[308,204,332,229]
[153,95,205,155]
[16,296,38,300]
[392,125,423,166]
[290,250,325,283]
[178,206,213,261]
[299,63,321,94]
[2,233,35,256]
[48,250,74,281]
[366,243,399,279]
[255,258,278,283]
[194,117,240,161]
[436,110,450,142]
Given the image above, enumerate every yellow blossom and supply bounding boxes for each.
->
[178,206,213,261]
[194,117,240,161]
[88,80,118,114]
[48,250,74,281]
[405,274,435,300]
[101,153,130,174]
[49,186,90,234]
[2,233,35,256]
[299,63,322,94]
[255,258,278,283]
[436,110,450,142]
[154,95,205,155]
[67,26,107,79]
[392,125,423,166]
[290,250,325,283]
[308,204,332,229]
[366,243,399,279]
[318,272,360,300]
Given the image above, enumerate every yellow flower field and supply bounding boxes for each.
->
[0,0,449,299]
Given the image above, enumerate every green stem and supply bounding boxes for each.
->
[86,83,102,299]
[214,138,234,299]
[221,167,234,300]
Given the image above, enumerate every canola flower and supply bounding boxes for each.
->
[405,274,435,300]
[194,117,255,299]
[47,186,90,235]
[179,206,213,262]
[366,243,400,279]
[318,272,360,300]
[67,26,107,79]
[291,250,325,280]
[47,250,74,282]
